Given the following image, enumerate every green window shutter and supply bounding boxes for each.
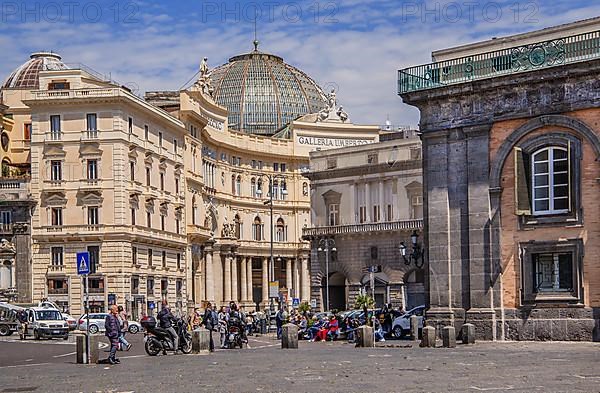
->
[567,140,572,212]
[514,147,531,215]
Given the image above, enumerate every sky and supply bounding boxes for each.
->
[0,0,597,127]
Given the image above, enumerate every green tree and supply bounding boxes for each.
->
[354,294,374,310]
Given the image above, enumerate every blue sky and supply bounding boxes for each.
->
[0,0,597,127]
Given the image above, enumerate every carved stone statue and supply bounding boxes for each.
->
[0,239,16,254]
[317,88,350,123]
[337,106,348,122]
[221,217,236,238]
[194,56,214,97]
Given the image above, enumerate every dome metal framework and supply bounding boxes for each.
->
[210,50,327,135]
[2,52,69,90]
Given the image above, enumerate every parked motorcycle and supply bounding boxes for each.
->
[141,316,192,356]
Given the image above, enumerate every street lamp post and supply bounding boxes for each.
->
[399,230,425,268]
[257,173,287,307]
[317,238,336,312]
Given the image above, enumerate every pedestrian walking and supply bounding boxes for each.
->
[275,307,286,339]
[202,302,216,352]
[117,305,131,351]
[218,306,228,348]
[103,305,121,365]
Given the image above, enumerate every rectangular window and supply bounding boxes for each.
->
[251,160,256,169]
[173,139,178,154]
[132,246,137,265]
[532,147,569,215]
[280,163,286,172]
[51,247,63,266]
[386,204,393,221]
[328,204,339,226]
[131,276,139,294]
[147,212,151,228]
[158,132,163,148]
[48,81,70,90]
[359,206,367,224]
[88,246,100,274]
[147,278,154,295]
[146,167,151,186]
[131,208,136,225]
[176,253,181,270]
[160,173,164,191]
[144,124,149,140]
[258,161,263,170]
[411,195,423,219]
[148,249,153,267]
[533,252,573,293]
[273,163,279,172]
[175,218,180,234]
[373,205,380,222]
[128,117,133,134]
[24,123,32,140]
[190,124,197,138]
[50,115,61,136]
[175,178,179,194]
[162,251,166,268]
[86,113,97,131]
[88,207,99,225]
[130,162,135,181]
[51,208,63,226]
[176,279,183,297]
[87,160,98,180]
[161,215,166,231]
[0,211,11,225]
[50,160,62,181]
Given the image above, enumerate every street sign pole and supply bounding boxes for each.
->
[85,274,89,364]
[370,269,375,347]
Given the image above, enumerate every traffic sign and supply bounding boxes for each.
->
[76,252,90,275]
[367,265,382,273]
[292,298,300,307]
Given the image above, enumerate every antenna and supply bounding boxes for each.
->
[253,10,259,51]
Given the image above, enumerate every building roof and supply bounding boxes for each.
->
[209,46,327,136]
[2,52,69,89]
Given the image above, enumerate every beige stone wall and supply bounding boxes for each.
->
[492,109,600,309]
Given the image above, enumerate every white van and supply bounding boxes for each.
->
[20,307,69,340]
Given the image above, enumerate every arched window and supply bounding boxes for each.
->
[302,182,309,196]
[231,175,236,195]
[257,179,263,198]
[234,214,242,239]
[235,175,241,196]
[252,216,263,241]
[275,218,287,242]
[531,146,569,215]
[250,178,257,198]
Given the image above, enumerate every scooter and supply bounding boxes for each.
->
[142,317,192,356]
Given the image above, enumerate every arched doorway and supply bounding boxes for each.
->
[321,272,347,311]
[361,272,390,308]
[403,269,425,310]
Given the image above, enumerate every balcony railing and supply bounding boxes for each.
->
[48,288,68,295]
[398,29,600,94]
[303,219,423,238]
[88,287,105,294]
[0,224,12,234]
[81,130,99,140]
[48,265,64,273]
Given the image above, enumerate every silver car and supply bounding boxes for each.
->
[77,313,109,334]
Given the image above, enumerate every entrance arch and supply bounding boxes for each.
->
[360,272,390,308]
[321,271,348,311]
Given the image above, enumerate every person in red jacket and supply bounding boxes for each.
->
[327,315,339,341]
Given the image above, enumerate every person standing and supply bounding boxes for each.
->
[191,307,201,330]
[117,305,131,351]
[217,306,228,348]
[275,307,285,340]
[157,300,178,353]
[104,305,121,364]
[202,302,215,352]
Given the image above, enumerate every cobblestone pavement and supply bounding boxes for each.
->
[0,334,598,393]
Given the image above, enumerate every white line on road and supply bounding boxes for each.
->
[572,375,600,379]
[0,362,50,369]
[470,386,514,391]
[53,351,77,358]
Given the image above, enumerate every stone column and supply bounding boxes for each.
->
[231,255,238,302]
[262,256,268,307]
[10,259,16,288]
[301,256,310,303]
[204,244,214,303]
[246,257,253,305]
[286,258,292,305]
[350,183,356,223]
[224,253,232,302]
[365,182,371,222]
[379,180,385,221]
[293,258,300,298]
[240,256,248,302]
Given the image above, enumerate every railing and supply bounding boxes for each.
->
[0,177,29,190]
[46,131,62,141]
[303,219,423,237]
[48,288,68,295]
[88,287,105,294]
[0,224,12,234]
[81,130,99,140]
[33,88,121,100]
[48,265,64,273]
[398,30,600,94]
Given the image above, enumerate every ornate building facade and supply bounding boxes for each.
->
[0,46,381,316]
[303,131,424,312]
[399,17,600,340]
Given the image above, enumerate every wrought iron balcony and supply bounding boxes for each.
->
[303,219,423,238]
[398,30,600,94]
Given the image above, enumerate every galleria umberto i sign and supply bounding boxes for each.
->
[296,135,374,148]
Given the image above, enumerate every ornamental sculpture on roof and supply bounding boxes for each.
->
[194,56,214,97]
[317,88,349,123]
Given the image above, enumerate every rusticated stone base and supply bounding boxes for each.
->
[502,307,596,341]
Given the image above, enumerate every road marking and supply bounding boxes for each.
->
[470,386,514,391]
[53,351,77,358]
[0,362,50,369]
[119,355,146,359]
[572,375,600,380]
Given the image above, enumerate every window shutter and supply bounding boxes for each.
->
[514,147,531,215]
[567,140,572,212]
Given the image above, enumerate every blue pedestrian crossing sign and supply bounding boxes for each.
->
[292,298,300,307]
[76,252,90,275]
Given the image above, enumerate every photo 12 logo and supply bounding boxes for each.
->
[399,1,539,24]
[0,1,140,23]
[199,1,339,24]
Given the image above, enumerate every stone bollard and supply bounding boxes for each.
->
[281,323,299,349]
[442,326,456,348]
[420,325,436,348]
[355,325,374,348]
[410,315,419,341]
[192,329,211,353]
[76,334,100,364]
[462,323,476,344]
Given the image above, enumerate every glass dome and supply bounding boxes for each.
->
[2,52,69,90]
[209,49,327,135]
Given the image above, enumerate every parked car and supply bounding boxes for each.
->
[391,305,426,338]
[77,313,109,334]
[20,307,69,340]
[0,303,23,336]
[61,313,77,331]
[127,320,142,334]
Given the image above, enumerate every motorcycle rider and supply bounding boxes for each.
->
[227,302,247,344]
[157,300,178,353]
